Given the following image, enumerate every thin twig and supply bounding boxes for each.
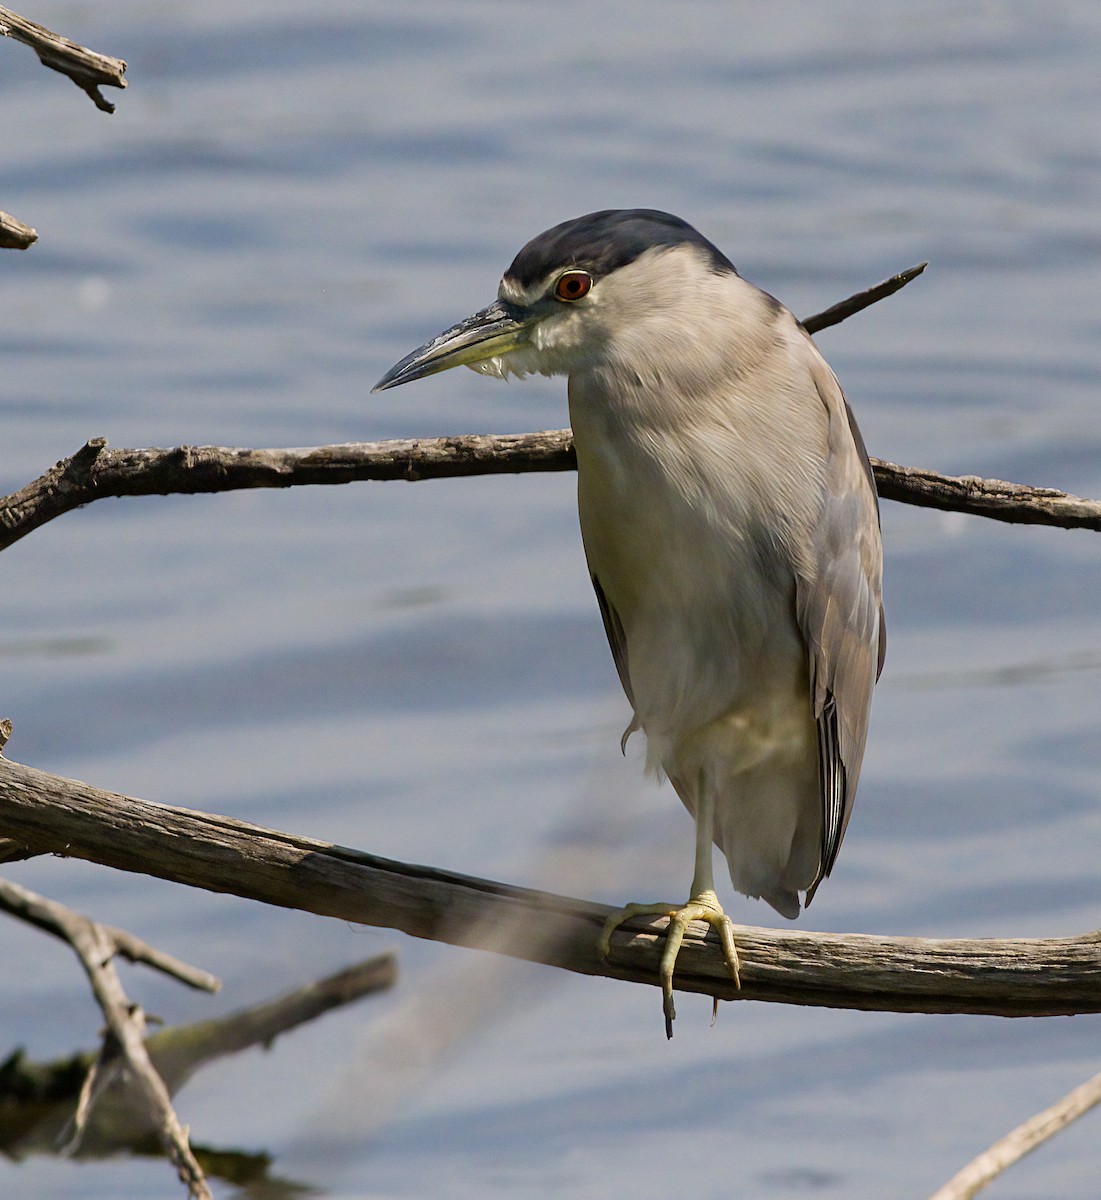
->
[0,877,220,993]
[145,953,398,1100]
[927,1066,1101,1200]
[0,878,213,1198]
[1,757,1099,1018]
[0,6,127,113]
[802,262,928,334]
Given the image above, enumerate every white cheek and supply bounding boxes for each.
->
[531,312,581,353]
[531,310,599,375]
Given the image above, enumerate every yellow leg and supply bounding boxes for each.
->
[600,781,741,1037]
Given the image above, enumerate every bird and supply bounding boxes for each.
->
[374,209,885,1036]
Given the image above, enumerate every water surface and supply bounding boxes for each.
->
[3,3,1101,1197]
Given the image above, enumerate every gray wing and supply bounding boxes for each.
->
[591,573,632,704]
[591,573,641,752]
[798,348,885,904]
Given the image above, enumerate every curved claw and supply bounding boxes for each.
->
[600,891,742,1038]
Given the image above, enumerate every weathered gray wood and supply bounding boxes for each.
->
[0,874,210,1195]
[1,756,1098,1017]
[0,877,219,993]
[0,5,126,112]
[873,459,1101,529]
[927,1066,1101,1200]
[0,208,37,249]
[1,433,1098,555]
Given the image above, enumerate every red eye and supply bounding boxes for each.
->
[554,271,593,302]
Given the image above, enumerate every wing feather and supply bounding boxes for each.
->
[591,573,641,753]
[799,347,885,903]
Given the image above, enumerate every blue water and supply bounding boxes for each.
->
[3,2,1101,1197]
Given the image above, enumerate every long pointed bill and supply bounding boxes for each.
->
[372,299,533,392]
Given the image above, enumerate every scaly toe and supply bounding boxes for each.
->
[599,900,682,960]
[601,891,741,1038]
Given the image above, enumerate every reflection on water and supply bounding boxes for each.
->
[2,1,1101,1198]
[0,955,394,1197]
[0,637,113,660]
[902,649,1101,689]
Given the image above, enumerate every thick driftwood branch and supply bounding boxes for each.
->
[0,209,37,249]
[1,434,1098,555]
[1,757,1099,1018]
[927,1066,1101,1200]
[0,6,127,112]
[0,878,210,1197]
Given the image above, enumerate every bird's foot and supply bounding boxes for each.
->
[600,889,740,1038]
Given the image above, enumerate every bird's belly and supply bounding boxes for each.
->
[586,495,810,764]
[573,408,814,778]
[629,599,813,780]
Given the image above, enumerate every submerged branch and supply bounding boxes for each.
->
[0,953,396,1167]
[0,878,211,1197]
[1,756,1099,1019]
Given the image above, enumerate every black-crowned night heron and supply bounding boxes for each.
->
[375,209,885,1035]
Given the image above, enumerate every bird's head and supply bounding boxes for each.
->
[373,209,740,392]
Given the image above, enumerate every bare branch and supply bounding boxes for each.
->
[0,877,210,1196]
[0,262,1088,545]
[0,953,396,1168]
[147,953,398,1097]
[103,927,221,994]
[803,262,928,334]
[872,459,1101,528]
[0,6,127,113]
[0,434,574,553]
[927,1066,1101,1200]
[1,756,1099,1018]
[0,433,1097,555]
[0,877,219,994]
[0,208,37,249]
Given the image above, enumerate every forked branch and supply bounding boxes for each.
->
[0,878,214,1198]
